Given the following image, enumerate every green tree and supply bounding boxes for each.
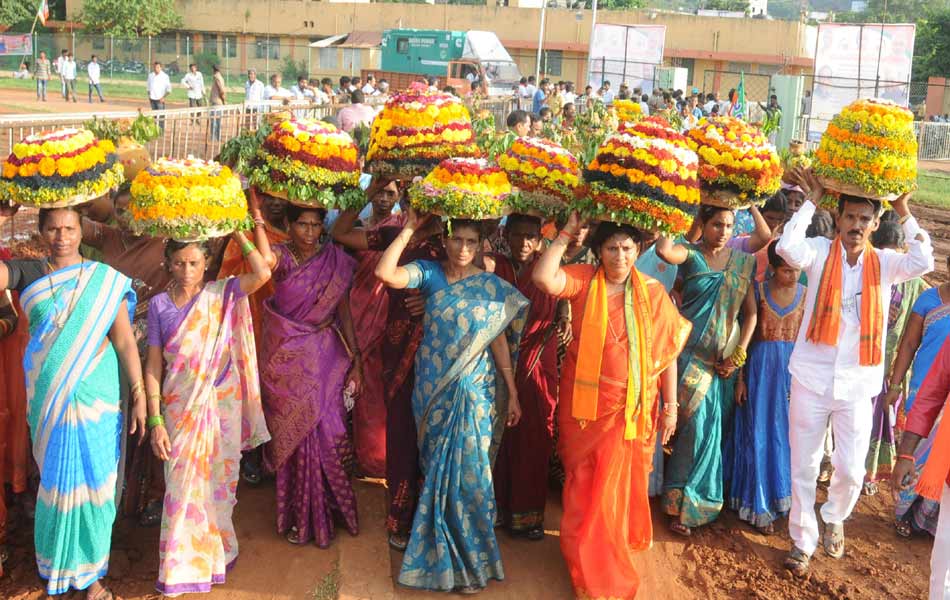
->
[0,1,34,27]
[79,0,182,37]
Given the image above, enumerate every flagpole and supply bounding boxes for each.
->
[29,0,44,36]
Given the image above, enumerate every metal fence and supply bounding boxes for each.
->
[0,95,517,161]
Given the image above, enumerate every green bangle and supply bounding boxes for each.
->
[241,241,256,256]
[147,414,165,429]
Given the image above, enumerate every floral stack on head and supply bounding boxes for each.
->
[498,137,580,219]
[366,83,480,179]
[814,98,916,206]
[613,99,643,131]
[408,157,512,220]
[0,127,124,208]
[581,116,701,235]
[686,116,783,209]
[129,156,249,242]
[247,117,363,210]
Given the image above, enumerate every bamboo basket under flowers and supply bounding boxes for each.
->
[0,127,124,208]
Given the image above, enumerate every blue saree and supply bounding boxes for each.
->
[20,260,135,595]
[397,260,528,592]
[662,245,754,528]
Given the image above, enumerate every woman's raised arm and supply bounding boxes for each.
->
[375,208,428,289]
[533,211,580,296]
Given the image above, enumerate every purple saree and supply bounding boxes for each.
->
[261,243,359,548]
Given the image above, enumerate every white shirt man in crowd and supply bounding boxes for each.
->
[291,76,315,101]
[146,62,172,130]
[61,53,77,103]
[55,49,67,99]
[776,169,933,577]
[361,74,377,96]
[244,69,265,111]
[263,73,292,102]
[181,64,205,107]
[560,82,576,106]
[87,54,104,103]
[600,80,615,105]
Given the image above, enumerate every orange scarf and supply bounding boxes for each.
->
[571,267,654,441]
[806,236,883,366]
[917,396,950,501]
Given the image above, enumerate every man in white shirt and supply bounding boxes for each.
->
[86,55,104,103]
[560,82,576,106]
[263,73,292,102]
[776,169,933,577]
[55,49,67,99]
[61,53,78,103]
[245,69,265,105]
[181,63,205,108]
[291,76,315,101]
[599,80,615,105]
[361,74,377,96]
[146,61,172,130]
[525,75,538,101]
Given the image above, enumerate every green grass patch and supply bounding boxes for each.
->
[311,562,340,600]
[915,169,950,209]
[0,76,247,105]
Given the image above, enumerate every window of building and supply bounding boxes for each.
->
[319,47,337,70]
[343,48,361,72]
[224,35,237,58]
[157,34,177,55]
[541,50,562,77]
[255,37,279,60]
[727,62,752,74]
[396,37,409,54]
[92,37,105,50]
[203,34,218,55]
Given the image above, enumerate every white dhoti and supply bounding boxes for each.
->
[932,484,950,599]
[788,378,874,555]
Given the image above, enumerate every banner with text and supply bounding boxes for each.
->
[808,23,915,141]
[588,24,665,94]
[0,34,33,57]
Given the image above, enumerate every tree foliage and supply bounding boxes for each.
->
[0,0,34,27]
[79,0,182,37]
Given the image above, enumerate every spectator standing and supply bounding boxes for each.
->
[291,76,315,101]
[690,95,703,119]
[600,80,615,105]
[518,77,530,100]
[263,73,292,102]
[209,65,227,141]
[34,51,50,101]
[181,64,205,108]
[55,49,67,99]
[337,76,352,102]
[526,75,538,99]
[61,53,77,103]
[245,69,265,106]
[376,79,391,102]
[320,78,335,101]
[560,82,576,106]
[337,90,376,133]
[639,93,650,116]
[361,74,377,96]
[532,78,549,114]
[146,62,172,131]
[703,92,719,115]
[87,55,104,103]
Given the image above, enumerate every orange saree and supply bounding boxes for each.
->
[218,222,290,355]
[557,264,690,600]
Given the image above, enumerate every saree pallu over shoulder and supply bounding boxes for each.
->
[262,243,356,471]
[21,261,135,595]
[677,247,755,418]
[157,278,269,595]
[399,270,528,592]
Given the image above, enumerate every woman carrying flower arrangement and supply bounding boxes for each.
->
[330,196,444,551]
[532,214,690,600]
[144,197,273,596]
[656,205,758,536]
[0,205,147,600]
[375,209,527,594]
[259,203,363,548]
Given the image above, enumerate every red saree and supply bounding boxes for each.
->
[218,222,290,356]
[557,265,690,600]
[349,212,405,477]
[0,288,28,564]
[491,254,559,532]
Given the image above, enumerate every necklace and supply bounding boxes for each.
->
[168,281,199,309]
[287,241,316,265]
[47,257,84,329]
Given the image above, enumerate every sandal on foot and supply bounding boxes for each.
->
[240,460,262,486]
[388,533,409,552]
[286,527,307,545]
[817,464,832,484]
[895,520,913,538]
[755,522,775,536]
[455,584,482,595]
[88,584,121,600]
[783,546,810,577]
[669,520,692,537]
[138,499,162,527]
[863,481,879,496]
[823,522,845,559]
[525,526,545,541]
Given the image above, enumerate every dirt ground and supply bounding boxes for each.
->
[0,85,193,115]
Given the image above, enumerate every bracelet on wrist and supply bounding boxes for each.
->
[146,414,165,429]
[241,241,257,257]
[896,453,916,463]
